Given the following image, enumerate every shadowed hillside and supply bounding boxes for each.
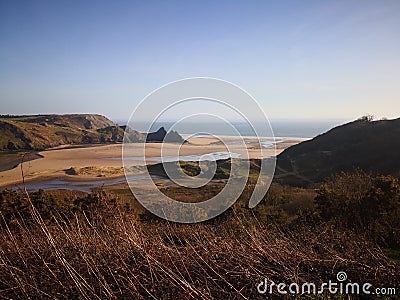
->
[276,117,400,186]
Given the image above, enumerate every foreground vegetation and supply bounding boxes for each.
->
[0,171,399,299]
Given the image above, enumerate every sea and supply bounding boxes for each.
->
[115,120,346,139]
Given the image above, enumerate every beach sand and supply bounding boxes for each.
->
[0,137,305,188]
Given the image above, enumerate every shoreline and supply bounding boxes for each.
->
[0,137,305,190]
[0,152,44,172]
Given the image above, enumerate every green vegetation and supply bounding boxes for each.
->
[383,249,400,263]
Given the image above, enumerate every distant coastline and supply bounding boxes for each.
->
[116,120,345,139]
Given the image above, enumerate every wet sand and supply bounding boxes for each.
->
[0,152,43,172]
[0,137,305,189]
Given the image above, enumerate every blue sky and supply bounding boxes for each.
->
[1,0,399,123]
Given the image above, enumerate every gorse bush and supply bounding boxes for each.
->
[0,189,122,227]
[315,172,400,247]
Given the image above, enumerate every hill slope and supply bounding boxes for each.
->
[0,114,127,150]
[276,117,400,186]
[0,114,186,151]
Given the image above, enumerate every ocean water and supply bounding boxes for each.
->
[116,120,344,139]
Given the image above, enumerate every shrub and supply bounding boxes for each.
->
[315,172,400,247]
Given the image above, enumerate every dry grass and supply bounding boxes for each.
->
[65,166,125,177]
[0,191,398,299]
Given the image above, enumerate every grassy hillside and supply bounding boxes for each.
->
[0,114,144,150]
[276,117,400,186]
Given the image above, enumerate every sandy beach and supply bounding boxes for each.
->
[0,137,305,188]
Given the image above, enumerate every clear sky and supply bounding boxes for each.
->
[1,0,399,123]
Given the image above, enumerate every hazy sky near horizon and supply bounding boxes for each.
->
[1,0,399,123]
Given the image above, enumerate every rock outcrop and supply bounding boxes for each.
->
[145,127,185,143]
